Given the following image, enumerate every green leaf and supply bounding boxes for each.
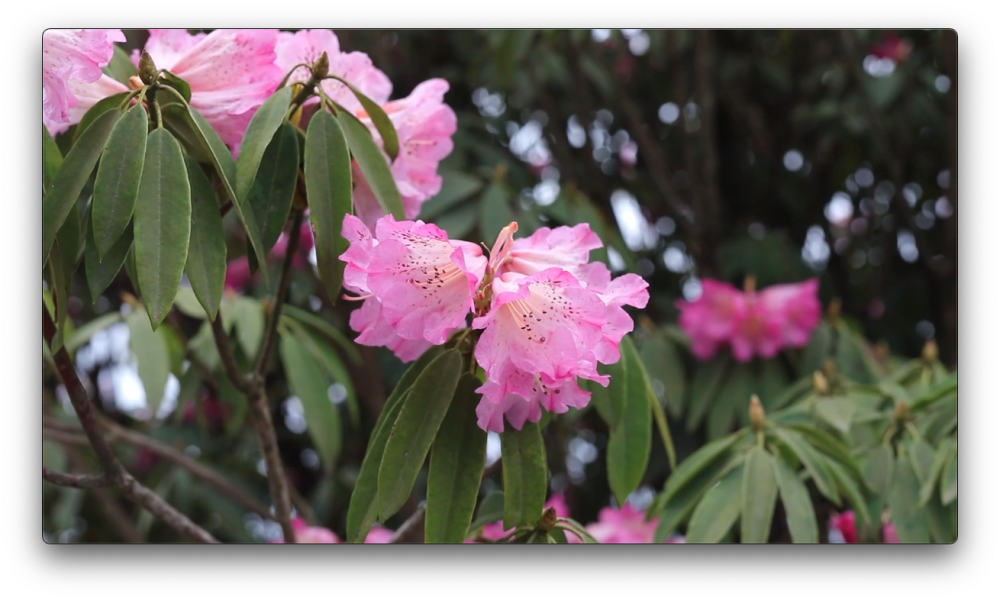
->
[281,316,359,427]
[863,445,894,498]
[910,439,936,483]
[741,447,778,543]
[93,104,148,258]
[418,171,483,220]
[773,428,840,503]
[827,459,872,525]
[282,305,362,365]
[161,71,192,103]
[708,360,753,439]
[280,334,341,471]
[249,121,299,256]
[186,107,270,287]
[816,397,854,434]
[65,312,123,354]
[184,159,226,320]
[304,110,352,303]
[887,455,930,543]
[478,183,516,242]
[469,490,505,533]
[639,331,686,420]
[231,297,264,360]
[377,349,462,521]
[606,336,652,505]
[84,221,132,300]
[686,466,744,543]
[800,321,833,378]
[43,125,63,194]
[336,110,405,219]
[236,87,292,205]
[654,432,743,513]
[686,354,731,432]
[773,458,818,543]
[346,346,446,542]
[327,75,400,160]
[43,109,118,266]
[757,358,790,411]
[126,308,170,414]
[783,423,863,482]
[103,45,136,85]
[425,374,488,543]
[500,420,548,529]
[940,444,957,505]
[74,92,129,144]
[653,452,742,541]
[919,440,953,507]
[133,128,191,328]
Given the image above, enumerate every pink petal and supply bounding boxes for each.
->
[43,29,125,133]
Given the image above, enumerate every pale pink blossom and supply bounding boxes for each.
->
[339,214,486,361]
[757,278,822,348]
[352,80,457,229]
[882,522,901,544]
[363,525,395,543]
[474,494,573,542]
[285,517,340,544]
[43,29,125,135]
[275,29,391,115]
[576,503,659,544]
[728,295,784,362]
[676,279,745,360]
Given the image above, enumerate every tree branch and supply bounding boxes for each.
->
[43,305,218,543]
[209,316,257,395]
[42,467,109,489]
[390,505,425,543]
[255,209,303,374]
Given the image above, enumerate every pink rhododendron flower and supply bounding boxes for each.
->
[363,525,395,544]
[42,29,125,135]
[676,277,821,362]
[273,519,395,544]
[352,79,458,229]
[473,494,573,542]
[275,29,391,115]
[574,503,659,544]
[339,214,487,361]
[870,33,913,63]
[882,522,901,544]
[828,511,859,543]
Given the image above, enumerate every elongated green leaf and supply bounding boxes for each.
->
[887,456,930,543]
[133,128,190,327]
[708,361,753,439]
[640,330,686,419]
[187,107,270,287]
[741,447,778,543]
[686,354,730,432]
[93,104,147,258]
[327,75,399,160]
[469,490,505,533]
[85,220,132,300]
[816,397,855,434]
[282,304,362,365]
[800,321,833,378]
[43,125,63,194]
[500,420,548,529]
[43,109,118,266]
[74,92,129,144]
[773,428,840,503]
[281,316,359,427]
[919,440,953,507]
[426,374,488,543]
[479,183,516,242]
[346,345,446,542]
[280,334,341,471]
[249,121,299,255]
[783,423,864,482]
[377,349,462,520]
[686,466,744,543]
[126,308,170,414]
[103,45,136,84]
[183,160,226,320]
[655,432,743,511]
[864,445,894,498]
[336,110,405,219]
[773,458,818,543]
[607,336,652,504]
[236,87,292,204]
[827,459,872,525]
[653,452,742,541]
[230,297,264,360]
[305,110,352,302]
[910,439,936,483]
[161,71,191,103]
[940,444,957,505]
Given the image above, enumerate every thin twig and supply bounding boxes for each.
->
[42,467,109,489]
[246,390,295,543]
[209,317,257,395]
[43,305,218,543]
[390,505,426,543]
[255,209,304,375]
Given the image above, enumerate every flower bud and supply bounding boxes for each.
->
[922,338,939,364]
[749,395,766,431]
[538,507,558,533]
[812,371,830,396]
[893,399,909,422]
[138,50,158,86]
[312,51,330,80]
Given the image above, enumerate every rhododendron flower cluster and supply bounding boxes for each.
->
[828,511,901,544]
[42,29,456,222]
[274,518,393,544]
[572,503,660,544]
[676,278,821,362]
[340,216,649,432]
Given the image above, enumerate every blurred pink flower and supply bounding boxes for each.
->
[43,29,125,135]
[273,519,395,544]
[473,493,574,542]
[828,511,858,543]
[676,279,744,360]
[882,522,901,544]
[575,503,659,544]
[363,525,395,543]
[758,279,822,348]
[870,33,913,63]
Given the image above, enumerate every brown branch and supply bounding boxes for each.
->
[42,466,109,489]
[390,505,425,543]
[43,305,218,543]
[255,209,304,374]
[209,316,257,395]
[246,390,295,543]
